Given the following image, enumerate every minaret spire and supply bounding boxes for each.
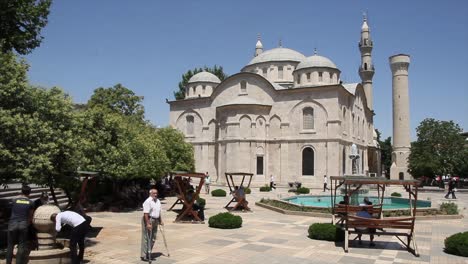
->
[358,13,375,110]
[255,33,263,57]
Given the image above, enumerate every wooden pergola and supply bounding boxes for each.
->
[167,172,206,223]
[330,176,420,256]
[224,172,253,211]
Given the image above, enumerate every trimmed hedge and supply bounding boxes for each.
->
[260,185,271,192]
[196,197,206,208]
[208,212,242,229]
[440,202,458,215]
[444,231,468,257]
[244,187,251,194]
[211,189,227,197]
[391,192,402,197]
[308,223,344,241]
[296,187,310,194]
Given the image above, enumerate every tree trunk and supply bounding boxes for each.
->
[48,175,58,206]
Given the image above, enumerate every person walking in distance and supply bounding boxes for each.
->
[141,189,163,261]
[323,175,330,192]
[270,175,276,190]
[6,185,34,264]
[444,177,457,199]
[205,172,211,194]
[51,210,89,264]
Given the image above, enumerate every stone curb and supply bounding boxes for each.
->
[255,202,464,220]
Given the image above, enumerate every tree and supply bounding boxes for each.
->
[408,118,465,179]
[174,65,228,100]
[375,129,392,175]
[0,0,52,54]
[87,84,145,120]
[156,127,195,172]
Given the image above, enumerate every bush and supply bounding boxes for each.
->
[296,187,310,194]
[440,202,458,215]
[208,212,242,229]
[244,187,251,194]
[260,185,271,192]
[211,189,227,197]
[391,192,402,197]
[308,223,344,242]
[196,197,206,208]
[444,231,468,257]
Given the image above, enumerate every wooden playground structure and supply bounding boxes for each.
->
[330,176,420,256]
[167,172,206,223]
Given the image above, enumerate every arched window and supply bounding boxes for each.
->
[186,115,194,135]
[302,147,314,175]
[342,108,347,133]
[364,63,368,70]
[278,66,283,79]
[303,108,314,130]
[240,81,247,93]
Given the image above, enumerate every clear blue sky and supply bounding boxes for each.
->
[25,0,468,140]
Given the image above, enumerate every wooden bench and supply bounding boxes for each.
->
[332,204,382,224]
[343,215,418,256]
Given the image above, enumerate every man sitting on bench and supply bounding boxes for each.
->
[234,186,250,211]
[355,207,376,247]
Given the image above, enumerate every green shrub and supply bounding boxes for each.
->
[308,223,344,242]
[196,197,206,208]
[208,212,242,229]
[296,187,310,194]
[440,202,458,215]
[391,192,402,197]
[260,185,271,192]
[244,187,251,194]
[211,189,227,197]
[444,231,468,257]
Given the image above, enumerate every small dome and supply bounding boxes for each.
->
[296,55,338,70]
[188,71,221,84]
[247,48,305,66]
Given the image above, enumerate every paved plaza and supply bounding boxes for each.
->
[76,186,467,264]
[0,186,466,264]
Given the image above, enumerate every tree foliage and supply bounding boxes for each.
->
[87,83,145,120]
[375,129,392,174]
[0,0,52,54]
[408,118,465,178]
[174,65,228,100]
[0,51,79,187]
[156,127,195,172]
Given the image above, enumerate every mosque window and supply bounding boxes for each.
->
[278,66,283,79]
[330,73,334,83]
[240,81,247,93]
[318,72,323,82]
[202,85,206,94]
[297,74,301,84]
[307,73,311,82]
[303,107,314,130]
[364,63,368,70]
[262,68,267,77]
[186,115,194,135]
[302,147,314,176]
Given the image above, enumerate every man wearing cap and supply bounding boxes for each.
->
[6,185,34,264]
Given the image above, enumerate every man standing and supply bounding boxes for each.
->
[141,189,163,261]
[6,185,34,264]
[51,210,89,264]
[323,175,330,192]
[445,178,457,199]
[270,175,276,190]
[205,172,211,194]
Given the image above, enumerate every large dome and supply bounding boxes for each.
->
[188,71,221,84]
[247,48,306,66]
[296,55,338,70]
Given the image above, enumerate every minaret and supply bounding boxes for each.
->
[358,13,375,111]
[255,34,263,57]
[389,54,411,180]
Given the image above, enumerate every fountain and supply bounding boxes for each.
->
[15,205,71,263]
[341,143,369,203]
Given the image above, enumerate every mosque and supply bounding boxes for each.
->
[168,17,411,186]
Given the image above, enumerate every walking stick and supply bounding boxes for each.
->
[159,225,170,257]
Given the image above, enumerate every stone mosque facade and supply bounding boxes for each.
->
[168,18,385,186]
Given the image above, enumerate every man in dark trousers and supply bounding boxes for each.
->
[323,175,330,192]
[6,185,34,264]
[445,177,457,199]
[51,210,89,264]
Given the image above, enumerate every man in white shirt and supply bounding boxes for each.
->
[51,210,88,264]
[141,188,163,261]
[323,175,330,192]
